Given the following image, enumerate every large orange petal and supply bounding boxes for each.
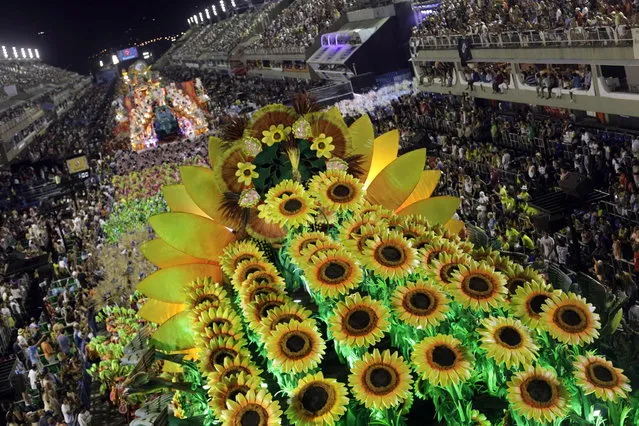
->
[396,170,441,211]
[396,195,460,226]
[138,299,187,325]
[180,166,240,230]
[444,218,465,236]
[137,263,223,303]
[140,239,211,269]
[365,149,425,211]
[363,130,400,187]
[348,115,375,175]
[151,311,195,351]
[149,213,235,262]
[162,185,210,218]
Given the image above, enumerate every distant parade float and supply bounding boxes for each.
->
[116,98,635,425]
[114,62,209,151]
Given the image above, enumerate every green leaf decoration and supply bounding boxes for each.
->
[151,311,195,351]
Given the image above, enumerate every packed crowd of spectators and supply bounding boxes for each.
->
[412,0,638,40]
[22,83,116,162]
[341,90,639,299]
[0,63,82,92]
[0,102,38,132]
[246,0,354,51]
[172,4,281,60]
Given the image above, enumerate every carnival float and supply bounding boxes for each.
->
[91,97,637,425]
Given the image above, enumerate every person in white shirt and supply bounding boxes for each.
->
[61,398,75,426]
[77,408,92,426]
[632,137,639,156]
[538,232,556,261]
[28,367,38,390]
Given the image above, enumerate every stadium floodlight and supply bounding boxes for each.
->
[220,0,226,12]
[21,48,26,59]
[231,0,236,7]
[28,48,33,59]
[194,14,199,24]
[212,5,218,15]
[12,47,18,58]
[112,54,119,65]
[199,12,204,22]
[205,8,211,19]
[1,46,7,59]
[99,60,103,67]
[35,49,39,59]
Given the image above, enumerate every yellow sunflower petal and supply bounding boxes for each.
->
[396,170,441,211]
[149,213,235,262]
[180,165,240,229]
[137,264,223,303]
[365,149,425,211]
[140,238,210,269]
[348,115,375,174]
[162,185,209,219]
[363,130,399,187]
[396,196,461,226]
[138,299,187,325]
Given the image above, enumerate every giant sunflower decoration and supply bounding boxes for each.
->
[411,334,473,388]
[506,366,569,423]
[286,372,349,425]
[133,101,629,426]
[573,354,631,402]
[349,349,413,410]
[540,292,600,346]
[265,320,326,374]
[478,316,538,370]
[329,292,390,348]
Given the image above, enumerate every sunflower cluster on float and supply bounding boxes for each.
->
[133,100,633,425]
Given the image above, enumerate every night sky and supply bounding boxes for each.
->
[0,0,209,74]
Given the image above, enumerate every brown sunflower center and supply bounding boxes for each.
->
[299,382,335,415]
[222,365,250,380]
[281,332,312,359]
[426,249,444,264]
[554,305,587,332]
[524,379,555,405]
[440,263,460,283]
[431,345,457,368]
[226,385,249,403]
[195,294,219,307]
[344,307,377,335]
[239,404,268,426]
[251,286,279,300]
[403,289,436,316]
[271,314,303,330]
[243,169,252,176]
[210,348,239,366]
[528,294,550,315]
[508,278,527,294]
[413,238,430,250]
[207,318,232,330]
[299,238,321,252]
[317,141,325,149]
[364,364,398,395]
[587,363,618,387]
[461,275,495,299]
[319,260,350,283]
[258,301,284,318]
[356,234,376,252]
[273,132,282,141]
[497,326,523,348]
[233,254,256,269]
[375,244,406,267]
[328,183,354,202]
[282,198,303,215]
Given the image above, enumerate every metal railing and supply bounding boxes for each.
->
[410,26,633,51]
[244,45,307,56]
